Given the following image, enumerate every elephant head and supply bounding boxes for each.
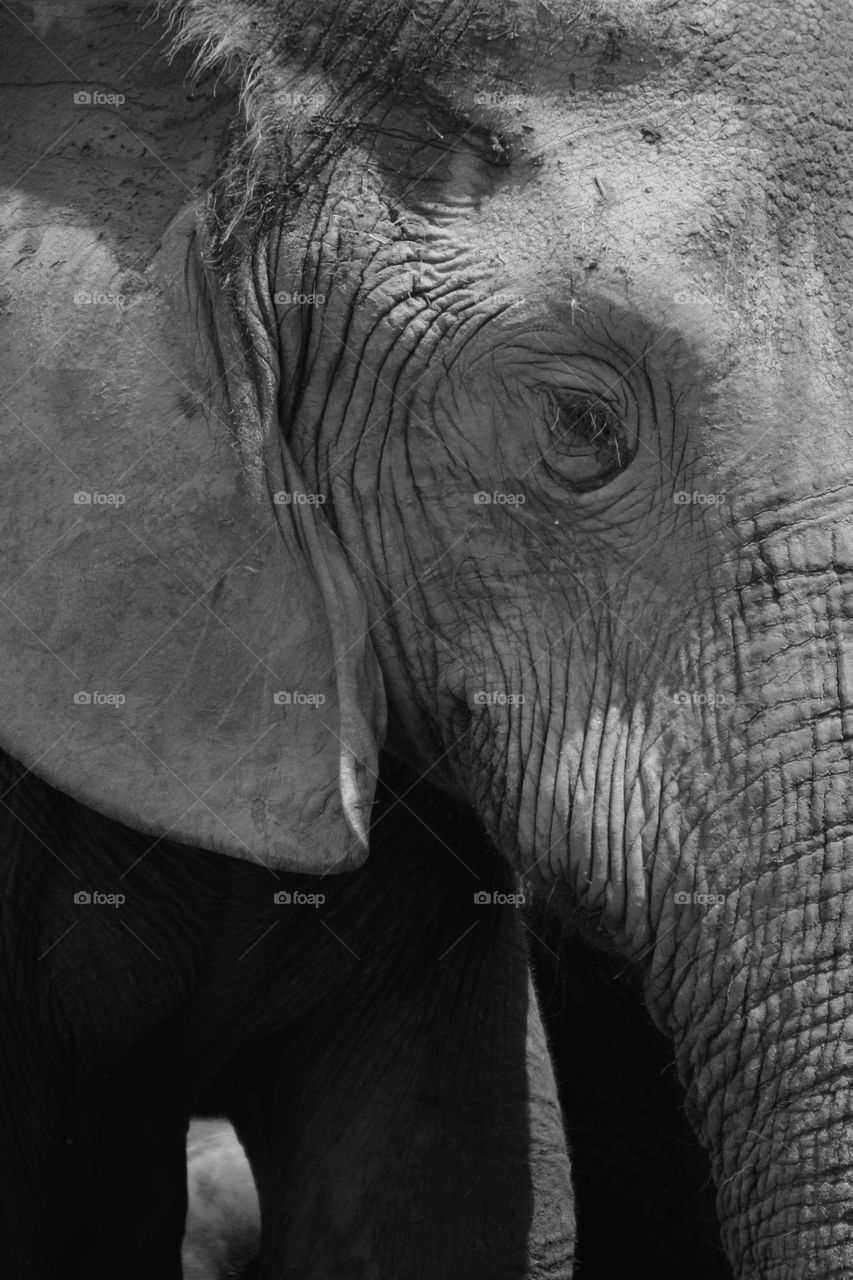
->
[2,1,852,1276]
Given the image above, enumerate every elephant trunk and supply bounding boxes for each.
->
[644,523,853,1277]
[660,912,853,1278]
[646,720,853,1275]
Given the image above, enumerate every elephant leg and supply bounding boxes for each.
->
[212,884,574,1279]
[183,976,573,1280]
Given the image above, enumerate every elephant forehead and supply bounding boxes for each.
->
[174,0,852,390]
[431,1,852,396]
[207,0,851,101]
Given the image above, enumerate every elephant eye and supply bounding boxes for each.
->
[545,393,634,492]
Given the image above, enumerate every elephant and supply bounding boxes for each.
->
[182,931,734,1280]
[1,0,852,1277]
[0,744,573,1277]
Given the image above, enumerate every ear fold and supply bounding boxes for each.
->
[0,197,384,872]
[195,220,387,857]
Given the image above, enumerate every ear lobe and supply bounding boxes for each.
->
[0,208,385,872]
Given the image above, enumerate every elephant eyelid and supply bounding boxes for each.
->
[539,392,636,492]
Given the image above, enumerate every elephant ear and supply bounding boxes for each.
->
[0,201,384,871]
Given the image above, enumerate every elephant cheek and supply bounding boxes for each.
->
[516,703,660,953]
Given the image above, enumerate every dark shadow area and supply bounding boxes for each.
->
[528,911,733,1279]
[2,745,545,1278]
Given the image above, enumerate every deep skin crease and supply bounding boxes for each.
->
[1,2,852,1279]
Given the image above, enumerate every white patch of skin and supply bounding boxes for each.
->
[543,707,657,949]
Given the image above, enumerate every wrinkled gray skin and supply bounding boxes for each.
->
[1,0,852,1277]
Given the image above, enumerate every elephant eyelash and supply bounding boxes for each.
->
[543,393,634,492]
[549,395,615,438]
